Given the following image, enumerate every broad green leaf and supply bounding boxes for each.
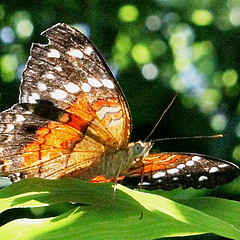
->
[179,197,240,228]
[0,178,239,240]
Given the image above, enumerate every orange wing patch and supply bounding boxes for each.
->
[5,95,127,178]
[117,154,183,177]
[21,121,82,170]
[91,98,127,148]
[89,154,182,183]
[142,154,183,173]
[90,175,124,183]
[64,93,126,149]
[65,94,96,124]
[18,121,107,180]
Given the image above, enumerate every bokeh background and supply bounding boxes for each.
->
[1,0,240,167]
[0,1,240,238]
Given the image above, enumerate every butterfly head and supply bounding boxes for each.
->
[128,141,153,161]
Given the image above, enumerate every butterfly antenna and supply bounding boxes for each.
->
[152,134,223,142]
[144,93,178,142]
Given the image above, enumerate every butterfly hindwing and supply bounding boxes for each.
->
[121,153,240,190]
[0,103,48,177]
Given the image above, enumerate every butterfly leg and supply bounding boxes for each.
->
[138,160,146,190]
[112,158,128,198]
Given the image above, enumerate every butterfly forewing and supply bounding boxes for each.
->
[20,23,131,149]
[121,153,240,190]
[0,23,131,180]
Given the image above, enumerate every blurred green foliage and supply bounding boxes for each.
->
[1,3,240,167]
[0,1,240,238]
[1,0,240,162]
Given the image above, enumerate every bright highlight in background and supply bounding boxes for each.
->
[119,5,139,22]
[0,54,18,82]
[132,44,150,64]
[210,113,227,132]
[198,89,221,113]
[192,10,213,26]
[229,9,240,26]
[142,63,158,80]
[146,15,161,31]
[222,69,238,87]
[0,27,15,44]
[16,19,33,38]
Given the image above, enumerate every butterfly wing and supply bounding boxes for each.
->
[20,23,131,149]
[121,153,240,190]
[0,23,131,180]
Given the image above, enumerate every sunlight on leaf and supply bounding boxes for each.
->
[0,178,239,240]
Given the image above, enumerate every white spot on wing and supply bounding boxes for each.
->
[16,115,26,122]
[218,163,229,168]
[55,66,62,71]
[47,49,60,58]
[177,164,185,169]
[6,124,14,132]
[81,83,91,92]
[37,82,47,91]
[167,168,179,174]
[97,106,121,120]
[102,79,114,89]
[209,167,219,173]
[50,89,68,100]
[138,182,150,186]
[44,73,55,80]
[88,77,102,88]
[186,160,195,167]
[68,48,83,58]
[198,175,208,181]
[153,171,166,178]
[28,93,40,103]
[64,82,80,93]
[192,156,201,161]
[84,46,93,55]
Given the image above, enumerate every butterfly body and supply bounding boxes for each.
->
[0,23,239,190]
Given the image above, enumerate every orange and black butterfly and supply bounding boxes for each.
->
[0,23,239,190]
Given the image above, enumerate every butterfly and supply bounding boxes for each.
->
[0,23,239,190]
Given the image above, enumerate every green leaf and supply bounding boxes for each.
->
[179,197,240,228]
[0,178,239,240]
